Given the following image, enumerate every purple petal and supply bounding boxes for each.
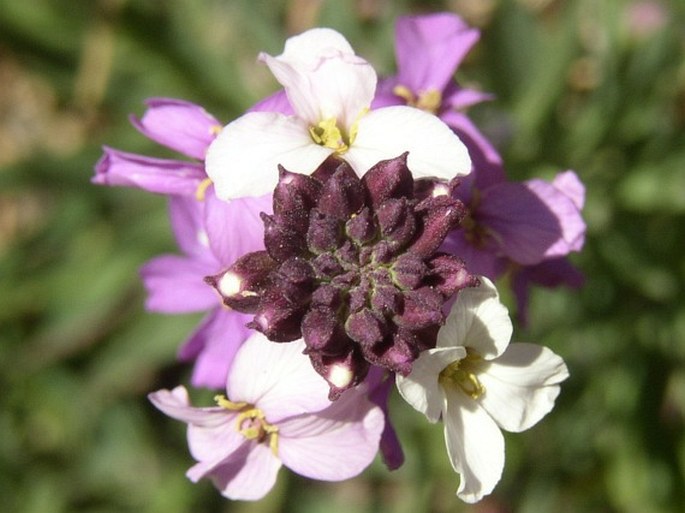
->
[248,89,295,115]
[168,195,211,258]
[140,254,218,313]
[278,387,384,480]
[395,13,480,94]
[130,98,221,160]
[367,369,405,470]
[203,187,270,266]
[178,308,254,390]
[440,230,505,281]
[443,85,495,111]
[479,181,583,265]
[93,147,206,195]
[552,170,586,210]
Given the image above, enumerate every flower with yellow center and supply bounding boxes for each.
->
[396,277,569,503]
[205,28,471,201]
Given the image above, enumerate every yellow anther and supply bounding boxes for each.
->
[392,85,442,114]
[195,177,213,201]
[210,124,223,136]
[348,107,368,146]
[216,398,280,456]
[439,352,486,400]
[214,395,248,410]
[309,117,348,153]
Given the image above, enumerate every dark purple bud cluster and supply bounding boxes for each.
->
[208,154,477,398]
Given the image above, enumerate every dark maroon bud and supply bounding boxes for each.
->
[335,240,359,267]
[426,253,479,297]
[376,198,416,251]
[307,349,369,400]
[409,196,465,258]
[273,166,322,228]
[345,308,386,348]
[316,161,365,219]
[371,240,394,264]
[361,153,413,208]
[412,177,454,202]
[302,307,350,354]
[310,253,343,280]
[307,210,342,254]
[348,275,371,313]
[250,288,305,341]
[262,213,308,262]
[205,251,276,313]
[345,206,376,245]
[391,253,429,290]
[370,284,401,316]
[311,284,345,310]
[381,329,419,376]
[311,154,348,183]
[394,287,445,329]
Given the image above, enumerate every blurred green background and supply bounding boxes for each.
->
[1,0,684,512]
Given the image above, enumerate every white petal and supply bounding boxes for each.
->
[260,29,376,127]
[227,334,332,422]
[478,343,569,432]
[438,276,512,359]
[346,106,471,180]
[279,28,355,65]
[205,112,332,200]
[396,346,466,422]
[442,386,505,504]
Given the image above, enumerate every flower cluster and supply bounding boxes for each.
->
[95,12,584,504]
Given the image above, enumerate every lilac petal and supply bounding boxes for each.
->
[395,13,480,94]
[553,170,585,210]
[227,335,332,422]
[443,86,495,111]
[439,111,505,195]
[168,194,211,258]
[203,187,270,266]
[179,308,254,390]
[439,230,504,281]
[130,98,221,160]
[201,442,282,501]
[93,147,206,195]
[140,254,218,313]
[148,386,228,427]
[371,77,405,109]
[478,182,578,265]
[278,388,384,481]
[248,89,295,115]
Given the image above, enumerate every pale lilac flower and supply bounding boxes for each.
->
[205,28,471,200]
[141,188,270,388]
[149,333,384,501]
[396,277,569,503]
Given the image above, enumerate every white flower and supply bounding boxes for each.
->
[396,277,569,503]
[205,28,471,200]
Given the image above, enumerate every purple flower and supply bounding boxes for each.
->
[93,98,221,195]
[374,14,493,131]
[149,333,384,501]
[94,95,293,197]
[443,170,586,321]
[141,188,270,388]
[208,154,477,397]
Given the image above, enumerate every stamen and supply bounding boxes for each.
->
[215,396,279,455]
[209,124,223,136]
[439,352,486,400]
[392,85,442,114]
[195,177,213,201]
[309,118,348,153]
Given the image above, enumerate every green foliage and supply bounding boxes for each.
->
[1,0,684,512]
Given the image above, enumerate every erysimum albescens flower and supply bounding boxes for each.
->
[205,28,472,200]
[396,277,569,503]
[150,332,384,500]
